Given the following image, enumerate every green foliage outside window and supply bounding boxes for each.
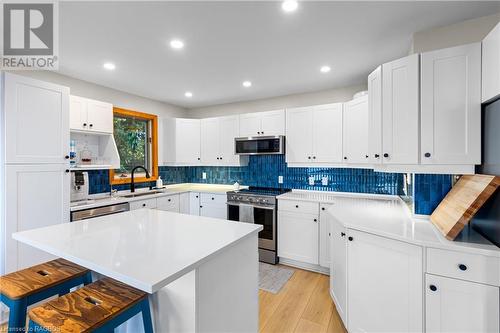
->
[113,115,150,176]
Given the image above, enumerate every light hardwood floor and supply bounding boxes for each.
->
[260,266,347,333]
[1,266,346,333]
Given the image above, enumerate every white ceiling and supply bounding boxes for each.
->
[58,1,499,108]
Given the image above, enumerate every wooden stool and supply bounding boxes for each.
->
[28,277,154,333]
[0,258,92,332]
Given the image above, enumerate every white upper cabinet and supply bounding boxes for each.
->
[343,96,370,164]
[368,66,383,164]
[201,118,220,165]
[482,22,500,103]
[286,103,343,164]
[163,118,201,165]
[382,53,420,164]
[70,95,113,134]
[239,109,285,137]
[3,73,69,164]
[201,116,243,166]
[421,43,481,165]
[219,115,242,165]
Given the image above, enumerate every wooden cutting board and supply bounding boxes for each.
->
[430,174,500,240]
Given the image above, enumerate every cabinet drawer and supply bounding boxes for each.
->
[129,198,157,210]
[427,248,500,286]
[200,193,226,205]
[278,200,319,215]
[157,195,180,212]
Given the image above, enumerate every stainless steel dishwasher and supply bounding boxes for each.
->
[70,202,130,221]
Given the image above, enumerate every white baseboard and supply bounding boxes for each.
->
[279,257,330,275]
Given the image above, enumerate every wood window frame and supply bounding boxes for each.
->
[110,107,158,185]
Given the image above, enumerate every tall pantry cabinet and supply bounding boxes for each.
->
[1,73,70,275]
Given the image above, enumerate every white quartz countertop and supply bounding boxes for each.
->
[278,190,499,257]
[13,209,262,293]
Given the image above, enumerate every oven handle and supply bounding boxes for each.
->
[226,202,276,210]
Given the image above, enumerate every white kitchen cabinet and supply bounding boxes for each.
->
[201,118,220,165]
[329,213,347,326]
[421,43,481,165]
[319,204,333,268]
[347,229,423,333]
[70,95,113,134]
[5,164,70,273]
[239,110,285,137]
[189,192,201,215]
[157,195,180,212]
[426,274,499,333]
[200,116,244,166]
[219,116,242,165]
[163,118,201,165]
[343,96,370,164]
[129,198,157,210]
[277,211,319,265]
[382,53,420,164]
[179,193,190,214]
[286,103,343,164]
[368,66,383,164]
[482,22,500,103]
[4,73,70,164]
[200,193,227,219]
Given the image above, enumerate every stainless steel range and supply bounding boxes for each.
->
[227,187,291,264]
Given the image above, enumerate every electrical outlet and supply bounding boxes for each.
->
[202,172,207,180]
[308,176,315,186]
[321,176,328,186]
[278,176,284,184]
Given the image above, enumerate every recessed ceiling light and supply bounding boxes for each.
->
[103,62,116,70]
[185,91,193,98]
[320,65,331,73]
[242,81,252,88]
[170,39,184,49]
[282,0,298,13]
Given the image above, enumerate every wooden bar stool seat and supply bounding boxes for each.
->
[0,258,92,332]
[28,277,154,333]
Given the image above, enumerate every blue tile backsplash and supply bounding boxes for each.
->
[87,155,453,216]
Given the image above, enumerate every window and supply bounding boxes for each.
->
[110,107,158,185]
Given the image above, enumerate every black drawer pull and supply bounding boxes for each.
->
[429,285,437,292]
[168,199,171,202]
[424,152,431,158]
[348,236,353,241]
[313,219,317,222]
[142,203,146,207]
[383,153,389,158]
[295,205,299,208]
[321,207,325,211]
[458,264,467,271]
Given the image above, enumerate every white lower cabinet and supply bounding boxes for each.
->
[179,193,190,214]
[157,194,180,212]
[319,204,333,268]
[347,229,423,333]
[426,274,499,333]
[277,211,319,265]
[189,192,201,215]
[129,198,157,210]
[199,193,227,219]
[329,214,347,325]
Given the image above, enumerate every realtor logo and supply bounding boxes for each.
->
[1,1,58,69]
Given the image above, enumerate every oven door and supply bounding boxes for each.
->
[227,202,276,251]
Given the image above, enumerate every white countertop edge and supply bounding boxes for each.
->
[13,223,263,293]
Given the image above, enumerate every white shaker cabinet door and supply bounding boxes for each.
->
[176,119,201,164]
[179,193,190,214]
[219,115,240,165]
[319,204,333,268]
[86,99,113,134]
[286,106,313,163]
[5,164,70,273]
[368,66,383,164]
[382,54,419,164]
[343,96,369,164]
[482,22,500,103]
[277,211,319,265]
[239,113,262,137]
[189,192,201,216]
[4,73,69,164]
[260,110,285,136]
[329,214,347,327]
[347,229,423,333]
[200,118,220,165]
[313,104,343,164]
[421,43,481,165]
[426,274,499,333]
[69,95,87,131]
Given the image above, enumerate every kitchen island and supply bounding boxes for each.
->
[13,209,262,333]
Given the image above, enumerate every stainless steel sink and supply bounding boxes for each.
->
[121,190,162,198]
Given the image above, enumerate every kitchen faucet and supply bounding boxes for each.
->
[130,166,151,193]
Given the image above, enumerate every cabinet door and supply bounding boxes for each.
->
[319,204,333,268]
[4,73,69,164]
[5,164,70,273]
[330,214,347,326]
[239,113,262,137]
[70,95,87,131]
[179,193,190,214]
[129,198,157,210]
[86,99,113,133]
[200,205,227,219]
[219,116,240,165]
[368,66,383,164]
[382,54,419,164]
[176,119,201,164]
[286,107,313,163]
[260,110,285,136]
[426,274,499,333]
[343,96,369,164]
[313,104,343,163]
[347,229,423,333]
[189,192,200,215]
[421,43,481,165]
[200,118,220,165]
[277,211,319,265]
[157,195,180,212]
[482,22,500,103]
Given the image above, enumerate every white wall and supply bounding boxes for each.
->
[186,84,366,118]
[13,71,187,118]
[411,13,500,53]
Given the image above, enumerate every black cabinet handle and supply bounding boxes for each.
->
[341,232,346,237]
[89,124,93,128]
[65,169,70,173]
[220,157,222,160]
[343,156,347,160]
[429,285,437,292]
[383,153,389,158]
[374,154,380,158]
[168,199,171,202]
[458,264,467,271]
[257,131,261,134]
[295,205,299,208]
[365,155,369,158]
[142,203,146,207]
[424,152,431,158]
[65,155,69,159]
[313,156,316,159]
[200,205,203,208]
[313,219,317,222]
[197,157,200,160]
[308,156,311,159]
[196,195,199,198]
[321,207,325,211]
[348,236,353,241]
[83,123,87,127]
[262,131,264,134]
[212,197,215,200]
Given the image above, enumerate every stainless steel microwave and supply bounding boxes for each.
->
[234,136,285,155]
